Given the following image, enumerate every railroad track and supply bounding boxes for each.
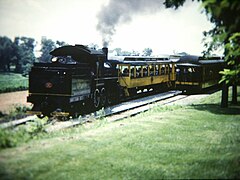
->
[105,94,188,122]
[0,115,37,129]
[1,90,205,132]
[45,90,183,132]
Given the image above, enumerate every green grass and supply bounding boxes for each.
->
[0,72,28,93]
[0,116,47,149]
[0,90,240,179]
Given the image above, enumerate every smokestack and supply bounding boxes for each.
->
[102,47,108,61]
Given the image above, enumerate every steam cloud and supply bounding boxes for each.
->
[96,0,164,47]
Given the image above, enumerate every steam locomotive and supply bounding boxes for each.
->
[27,45,224,118]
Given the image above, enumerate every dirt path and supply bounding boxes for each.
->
[0,91,32,114]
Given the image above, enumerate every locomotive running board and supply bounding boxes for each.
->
[27,111,70,117]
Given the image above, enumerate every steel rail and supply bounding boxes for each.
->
[0,115,37,129]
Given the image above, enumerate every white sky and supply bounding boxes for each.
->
[0,0,218,55]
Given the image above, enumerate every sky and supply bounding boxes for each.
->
[0,0,218,55]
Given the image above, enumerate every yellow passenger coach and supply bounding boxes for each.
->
[115,57,176,96]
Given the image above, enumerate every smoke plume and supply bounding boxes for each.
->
[96,0,164,47]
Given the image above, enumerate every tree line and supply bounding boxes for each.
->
[112,47,153,56]
[0,36,154,76]
[0,36,67,75]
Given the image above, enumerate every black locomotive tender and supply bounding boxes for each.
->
[27,45,225,118]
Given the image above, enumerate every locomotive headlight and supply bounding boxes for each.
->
[52,57,58,62]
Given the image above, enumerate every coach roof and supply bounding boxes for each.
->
[178,55,224,65]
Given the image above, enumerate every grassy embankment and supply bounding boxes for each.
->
[0,72,29,119]
[0,89,240,179]
[0,72,28,93]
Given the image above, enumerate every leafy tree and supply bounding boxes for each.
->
[88,43,99,50]
[121,50,132,56]
[113,48,122,56]
[13,37,36,74]
[142,48,153,56]
[112,48,140,56]
[131,50,140,56]
[164,0,240,107]
[0,36,14,72]
[39,37,56,63]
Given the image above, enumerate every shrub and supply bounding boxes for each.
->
[0,128,29,148]
[0,118,47,149]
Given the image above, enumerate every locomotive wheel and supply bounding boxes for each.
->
[32,105,46,119]
[100,88,107,107]
[93,89,101,109]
